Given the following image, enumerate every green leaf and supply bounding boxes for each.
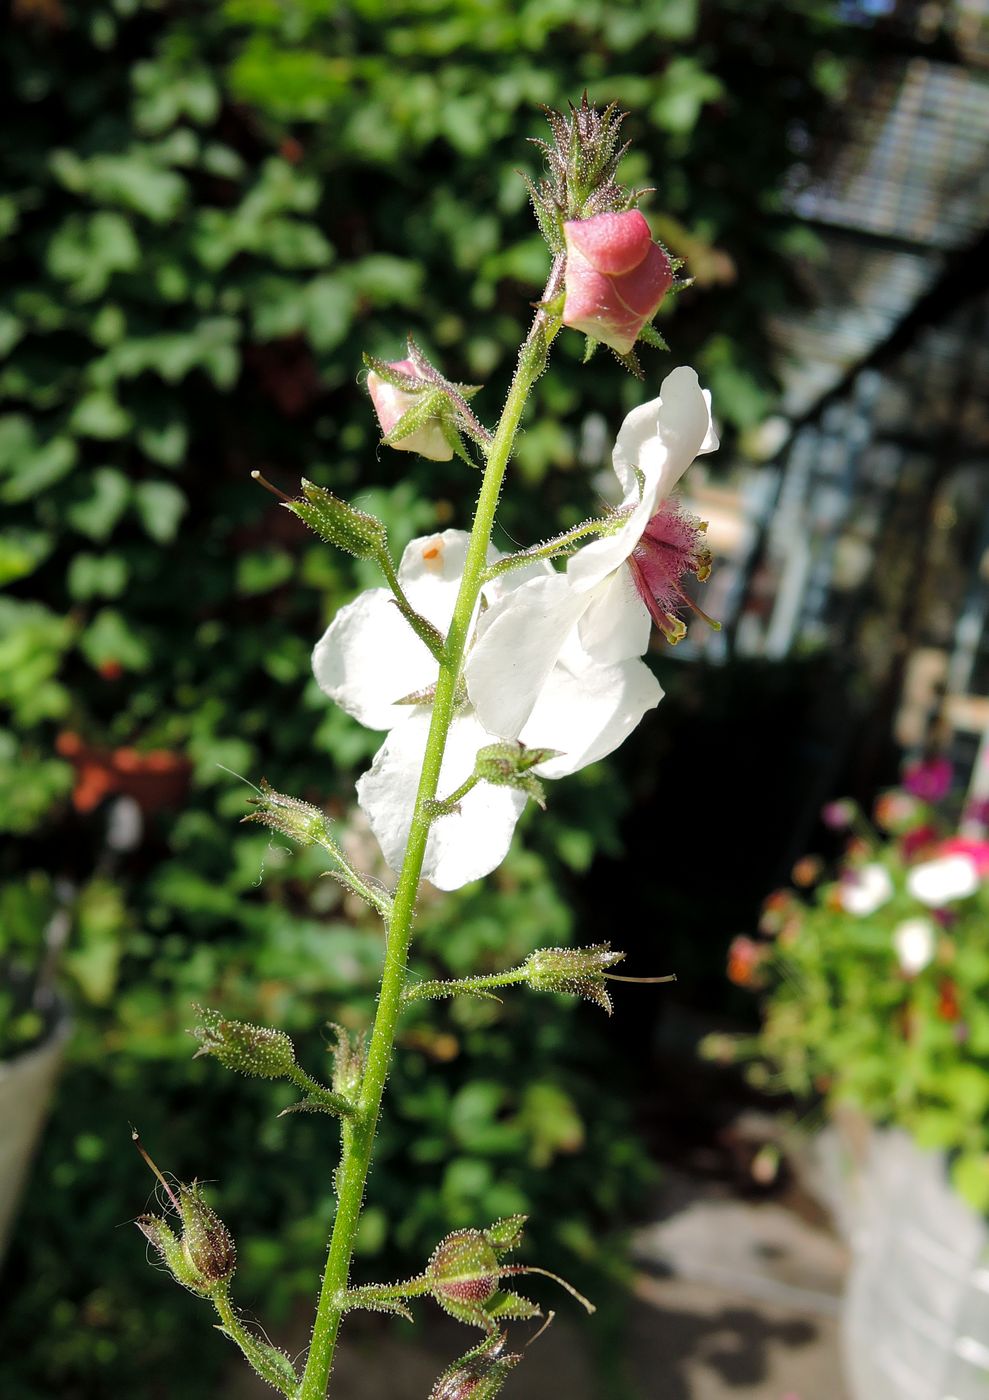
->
[66,469,131,541]
[951,1153,989,1214]
[67,553,129,601]
[235,548,294,595]
[79,608,152,672]
[132,480,187,542]
[69,391,134,440]
[0,416,78,503]
[46,211,141,301]
[650,58,724,135]
[0,529,53,586]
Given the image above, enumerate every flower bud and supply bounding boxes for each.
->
[286,479,389,560]
[328,1022,365,1101]
[191,1006,298,1081]
[428,1229,501,1317]
[366,357,453,462]
[137,1185,236,1296]
[179,1183,237,1289]
[429,1334,522,1400]
[474,742,560,811]
[562,211,673,355]
[524,944,624,1013]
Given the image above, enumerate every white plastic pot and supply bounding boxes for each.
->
[803,1113,989,1400]
[0,1012,70,1263]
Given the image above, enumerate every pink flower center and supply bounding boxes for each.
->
[626,500,715,644]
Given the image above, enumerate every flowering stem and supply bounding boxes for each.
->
[482,507,633,579]
[298,282,562,1400]
[402,966,528,1004]
[213,1288,297,1396]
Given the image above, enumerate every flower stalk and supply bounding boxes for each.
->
[298,278,564,1400]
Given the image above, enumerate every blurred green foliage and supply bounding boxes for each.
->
[0,0,859,1393]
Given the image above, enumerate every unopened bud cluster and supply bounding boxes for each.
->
[137,1182,236,1297]
[525,943,624,1014]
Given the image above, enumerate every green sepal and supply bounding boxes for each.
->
[486,1289,542,1322]
[484,1215,527,1252]
[441,415,479,467]
[362,353,427,392]
[611,345,643,379]
[190,1006,298,1081]
[637,321,669,351]
[328,1023,365,1101]
[214,1324,299,1393]
[428,1333,522,1400]
[524,943,625,1015]
[520,171,564,253]
[474,742,561,811]
[276,1094,349,1118]
[344,1286,415,1323]
[379,389,451,447]
[582,335,599,364]
[285,480,387,561]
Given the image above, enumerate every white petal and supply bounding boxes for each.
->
[465,573,587,739]
[356,710,526,891]
[521,653,663,778]
[907,854,979,906]
[839,863,894,916]
[892,918,936,975]
[576,567,651,664]
[313,588,438,730]
[567,369,717,597]
[614,366,718,502]
[397,528,498,630]
[314,529,503,733]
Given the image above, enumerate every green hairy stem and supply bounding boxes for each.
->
[298,275,562,1400]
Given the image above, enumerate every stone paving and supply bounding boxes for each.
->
[229,1167,851,1399]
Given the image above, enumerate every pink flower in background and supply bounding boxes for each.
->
[902,755,952,803]
[366,358,452,462]
[821,798,856,830]
[562,210,673,354]
[727,935,766,987]
[939,837,989,876]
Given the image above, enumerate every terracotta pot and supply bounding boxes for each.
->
[0,1010,71,1263]
[56,731,192,814]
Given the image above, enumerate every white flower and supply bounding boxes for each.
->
[465,365,718,741]
[313,529,661,890]
[839,862,894,917]
[892,918,936,976]
[907,854,980,907]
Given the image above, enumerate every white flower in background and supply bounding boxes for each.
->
[892,917,936,976]
[839,862,894,917]
[907,853,980,907]
[313,529,661,890]
[466,366,718,742]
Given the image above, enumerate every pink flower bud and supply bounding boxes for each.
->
[366,358,453,462]
[562,211,673,354]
